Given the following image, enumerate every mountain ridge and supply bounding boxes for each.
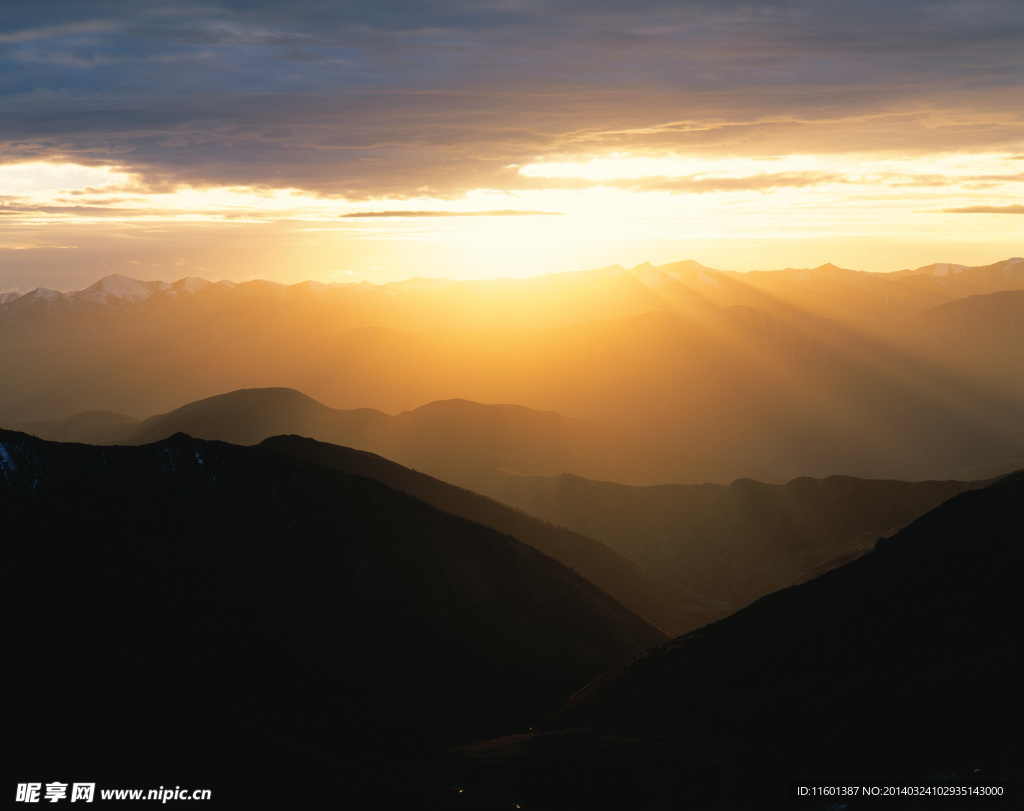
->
[4,427,666,802]
[3,257,1021,483]
[4,256,1019,304]
[467,466,995,611]
[457,468,1023,808]
[259,433,724,636]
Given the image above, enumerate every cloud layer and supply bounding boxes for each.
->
[3,1,1022,198]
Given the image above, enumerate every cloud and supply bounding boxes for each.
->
[0,203,149,216]
[0,1,1020,200]
[939,204,1024,214]
[340,209,562,217]
[612,172,849,194]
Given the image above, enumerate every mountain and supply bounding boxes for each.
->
[3,258,1022,483]
[457,469,1023,809]
[3,257,1019,316]
[260,434,724,636]
[10,386,647,483]
[103,386,390,447]
[12,408,139,443]
[8,401,721,634]
[3,429,665,803]
[468,470,991,611]
[897,289,1024,348]
[73,274,173,303]
[19,389,989,627]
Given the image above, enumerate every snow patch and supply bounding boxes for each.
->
[73,274,171,304]
[0,442,17,472]
[23,287,69,302]
[168,278,236,296]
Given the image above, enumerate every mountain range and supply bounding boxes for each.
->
[7,386,646,484]
[6,254,1022,807]
[5,426,1018,807]
[3,257,1021,483]
[467,468,992,610]
[11,385,1004,620]
[458,469,1023,809]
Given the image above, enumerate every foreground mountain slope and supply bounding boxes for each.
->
[459,470,1023,809]
[3,429,665,802]
[260,434,724,636]
[470,470,991,610]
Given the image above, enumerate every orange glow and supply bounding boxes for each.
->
[2,150,1021,285]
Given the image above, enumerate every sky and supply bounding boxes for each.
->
[1,0,1021,291]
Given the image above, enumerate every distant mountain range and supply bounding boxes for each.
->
[260,433,721,637]
[8,386,648,483]
[468,468,991,610]
[3,258,1021,483]
[5,257,1021,323]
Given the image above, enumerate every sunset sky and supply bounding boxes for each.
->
[1,0,1021,291]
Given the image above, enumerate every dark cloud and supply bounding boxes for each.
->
[0,202,149,217]
[1,1,1020,197]
[613,172,849,193]
[341,210,563,217]
[499,170,852,194]
[939,204,1024,214]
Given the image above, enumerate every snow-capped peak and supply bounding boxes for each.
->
[164,277,223,297]
[73,274,171,304]
[20,287,70,303]
[171,277,212,293]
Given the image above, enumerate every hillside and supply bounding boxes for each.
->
[469,470,992,610]
[458,470,1023,809]
[9,386,648,483]
[3,429,665,803]
[260,434,723,636]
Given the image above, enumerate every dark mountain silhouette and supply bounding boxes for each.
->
[11,386,650,485]
[469,470,992,611]
[11,408,139,443]
[259,434,724,636]
[3,429,664,804]
[457,470,1023,809]
[105,386,390,447]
